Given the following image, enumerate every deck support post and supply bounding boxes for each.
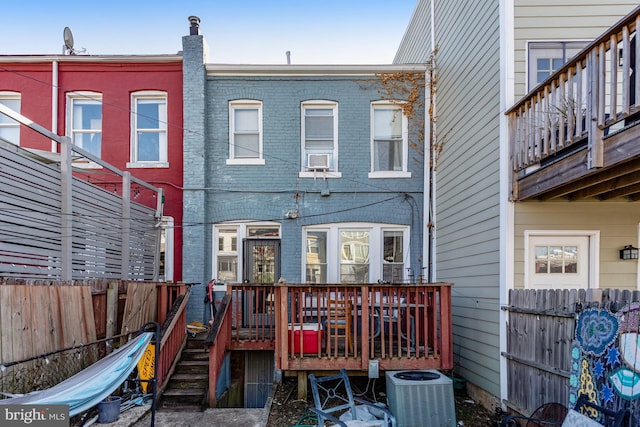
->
[297,370,307,401]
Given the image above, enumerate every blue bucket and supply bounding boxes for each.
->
[97,396,122,423]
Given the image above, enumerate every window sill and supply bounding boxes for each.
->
[226,158,266,166]
[368,171,411,179]
[126,162,170,168]
[72,161,103,169]
[298,171,342,179]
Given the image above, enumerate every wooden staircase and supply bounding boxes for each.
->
[160,333,209,411]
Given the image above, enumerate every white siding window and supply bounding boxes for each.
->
[369,101,410,178]
[299,101,341,178]
[228,100,264,165]
[129,91,168,167]
[527,41,589,91]
[0,92,20,145]
[524,231,599,289]
[67,92,102,159]
[303,223,410,284]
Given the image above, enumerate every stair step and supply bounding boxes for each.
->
[163,388,206,397]
[167,373,208,389]
[181,348,209,361]
[161,387,206,407]
[175,360,208,374]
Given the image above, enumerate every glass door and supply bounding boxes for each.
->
[243,239,280,326]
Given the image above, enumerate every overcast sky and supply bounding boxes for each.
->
[1,0,416,64]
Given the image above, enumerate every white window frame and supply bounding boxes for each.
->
[303,223,410,284]
[369,101,410,178]
[524,230,599,289]
[299,100,341,178]
[0,91,21,145]
[227,100,265,165]
[526,41,590,91]
[212,221,280,281]
[66,91,102,164]
[127,91,168,168]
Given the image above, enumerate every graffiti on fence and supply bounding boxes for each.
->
[571,304,640,421]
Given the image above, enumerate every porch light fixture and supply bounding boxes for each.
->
[619,245,639,260]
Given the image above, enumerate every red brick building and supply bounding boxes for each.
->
[0,55,184,282]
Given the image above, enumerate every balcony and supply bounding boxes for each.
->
[508,6,640,201]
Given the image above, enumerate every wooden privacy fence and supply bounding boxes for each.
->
[0,279,185,395]
[503,288,640,419]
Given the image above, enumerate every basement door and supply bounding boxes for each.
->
[243,238,280,327]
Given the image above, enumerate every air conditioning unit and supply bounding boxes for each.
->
[307,153,330,170]
[385,370,456,427]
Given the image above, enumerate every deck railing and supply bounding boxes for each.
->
[226,283,452,372]
[157,285,190,388]
[205,294,232,407]
[507,7,640,175]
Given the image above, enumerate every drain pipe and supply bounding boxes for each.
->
[51,60,58,152]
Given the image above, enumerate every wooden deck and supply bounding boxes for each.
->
[203,283,453,406]
[224,283,453,372]
[508,6,640,201]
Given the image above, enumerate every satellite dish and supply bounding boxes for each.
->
[63,27,74,53]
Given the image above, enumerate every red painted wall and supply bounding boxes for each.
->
[0,57,184,282]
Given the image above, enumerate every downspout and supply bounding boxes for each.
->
[499,0,516,410]
[425,0,437,282]
[51,60,58,152]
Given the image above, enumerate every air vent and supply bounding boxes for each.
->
[386,370,456,426]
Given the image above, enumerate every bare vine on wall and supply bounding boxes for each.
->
[373,48,446,171]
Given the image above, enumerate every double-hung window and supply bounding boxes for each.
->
[0,92,20,145]
[300,101,340,177]
[129,91,168,167]
[228,100,264,165]
[67,92,102,159]
[370,101,410,178]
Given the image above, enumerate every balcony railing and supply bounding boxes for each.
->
[507,7,640,200]
[224,283,453,372]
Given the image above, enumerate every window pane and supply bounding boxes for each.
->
[537,58,550,70]
[565,246,578,273]
[218,229,238,252]
[234,134,259,158]
[549,246,563,273]
[137,132,160,161]
[73,133,101,158]
[307,232,327,263]
[137,99,165,129]
[373,139,402,171]
[340,231,369,283]
[248,226,280,238]
[0,127,19,145]
[374,108,402,139]
[535,246,548,273]
[305,115,333,139]
[0,99,19,124]
[73,100,101,130]
[235,109,258,132]
[218,256,238,282]
[384,231,403,262]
